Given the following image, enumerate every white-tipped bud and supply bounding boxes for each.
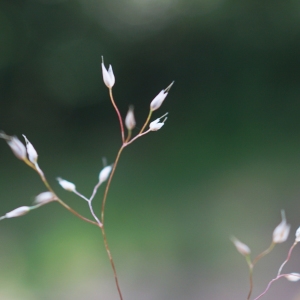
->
[231,236,251,256]
[125,106,136,131]
[34,191,56,205]
[150,90,167,111]
[150,81,174,111]
[57,178,76,192]
[22,135,38,163]
[6,136,27,160]
[149,113,168,131]
[5,206,31,218]
[99,165,112,185]
[273,210,291,244]
[296,227,300,242]
[285,273,300,282]
[101,56,115,88]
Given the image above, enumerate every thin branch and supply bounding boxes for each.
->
[109,88,125,143]
[101,226,123,300]
[252,242,275,266]
[139,110,152,134]
[253,274,288,300]
[101,146,124,225]
[277,241,298,276]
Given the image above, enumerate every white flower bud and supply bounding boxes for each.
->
[149,119,164,131]
[150,90,167,111]
[125,106,136,131]
[99,165,112,185]
[57,178,76,192]
[5,206,31,218]
[22,135,38,163]
[285,273,300,282]
[101,56,115,88]
[150,81,174,111]
[149,113,168,131]
[34,191,56,205]
[6,136,27,160]
[296,227,300,242]
[231,236,251,256]
[273,210,290,244]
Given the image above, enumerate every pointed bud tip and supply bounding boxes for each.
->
[22,134,38,163]
[164,81,174,93]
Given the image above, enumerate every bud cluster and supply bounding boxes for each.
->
[0,56,174,300]
[232,210,300,299]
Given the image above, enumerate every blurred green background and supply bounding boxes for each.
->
[1,0,300,299]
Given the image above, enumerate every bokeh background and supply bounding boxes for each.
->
[1,0,300,299]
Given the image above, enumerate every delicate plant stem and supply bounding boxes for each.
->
[88,200,102,226]
[101,226,123,300]
[277,241,298,276]
[247,268,253,300]
[124,130,150,146]
[38,170,98,226]
[125,130,132,143]
[73,190,89,202]
[98,145,125,300]
[253,274,287,300]
[90,181,102,202]
[109,88,125,143]
[252,242,275,266]
[246,242,275,300]
[245,255,253,300]
[139,110,152,134]
[101,145,124,225]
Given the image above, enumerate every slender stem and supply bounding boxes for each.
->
[125,130,132,143]
[139,110,152,134]
[38,170,98,226]
[88,201,102,226]
[101,145,124,225]
[245,255,253,300]
[73,190,89,202]
[253,274,287,300]
[90,181,102,202]
[109,88,125,143]
[124,130,150,146]
[252,242,275,266]
[277,241,298,276]
[246,242,275,300]
[100,145,126,299]
[101,226,123,300]
[74,189,102,226]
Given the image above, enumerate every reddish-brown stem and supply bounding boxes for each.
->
[247,242,275,300]
[101,145,124,224]
[252,242,275,266]
[101,226,123,300]
[277,241,298,276]
[109,88,125,143]
[253,274,288,300]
